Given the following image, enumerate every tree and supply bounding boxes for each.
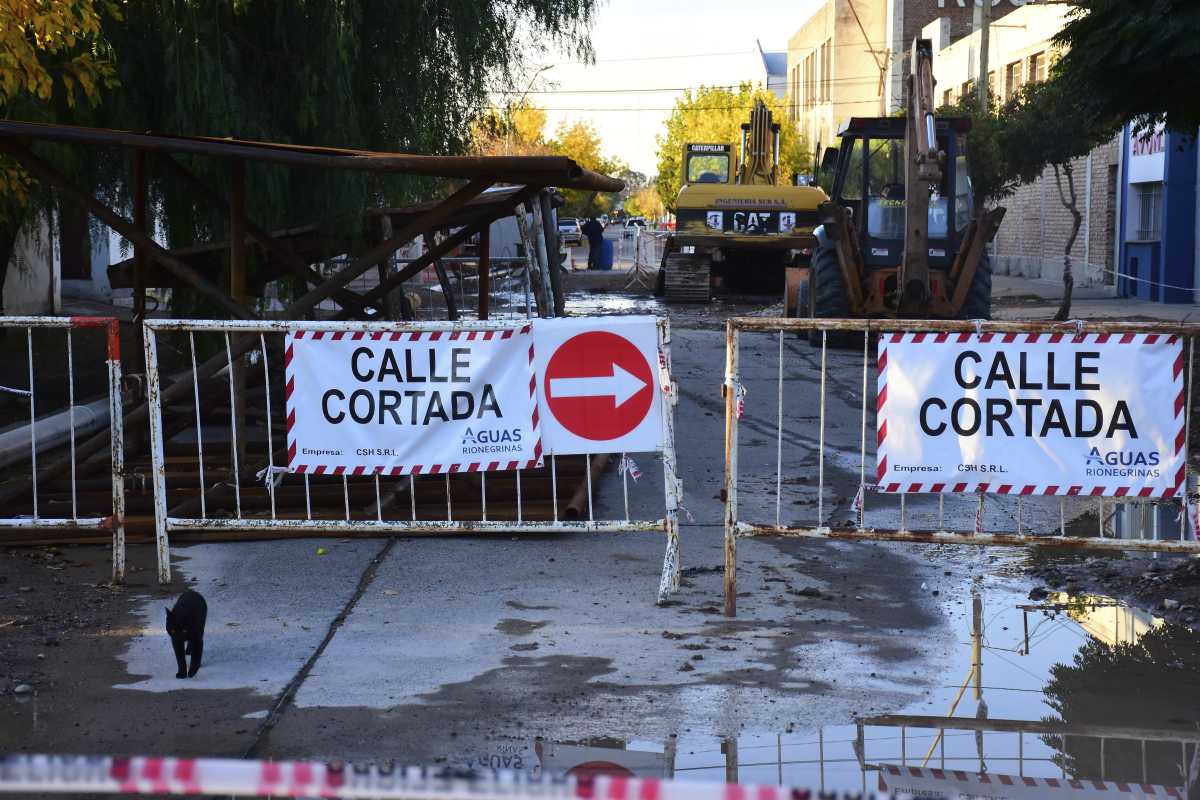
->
[0,0,119,294]
[654,83,810,212]
[1041,622,1200,787]
[471,99,551,157]
[548,120,624,217]
[998,77,1119,320]
[624,184,665,221]
[3,0,600,311]
[1052,0,1200,136]
[934,92,1020,212]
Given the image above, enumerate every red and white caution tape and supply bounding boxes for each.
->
[0,754,895,799]
[619,455,643,482]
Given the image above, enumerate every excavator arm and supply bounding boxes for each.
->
[898,37,941,314]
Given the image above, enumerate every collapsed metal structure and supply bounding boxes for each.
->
[0,120,624,554]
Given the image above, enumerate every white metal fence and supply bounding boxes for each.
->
[142,317,681,601]
[721,317,1200,617]
[0,316,126,581]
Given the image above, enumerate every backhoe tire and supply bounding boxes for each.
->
[959,254,993,320]
[809,243,851,346]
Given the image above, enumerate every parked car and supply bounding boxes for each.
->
[623,216,646,239]
[557,216,583,246]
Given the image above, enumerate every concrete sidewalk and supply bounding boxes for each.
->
[993,274,1200,323]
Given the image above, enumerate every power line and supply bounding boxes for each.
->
[539,40,891,66]
[496,75,887,95]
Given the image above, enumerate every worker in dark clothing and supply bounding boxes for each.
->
[581,217,605,269]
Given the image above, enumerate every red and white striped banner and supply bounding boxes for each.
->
[878,763,1183,799]
[0,754,892,799]
[876,331,1186,497]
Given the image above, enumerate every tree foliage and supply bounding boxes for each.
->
[93,0,599,250]
[548,119,623,217]
[934,92,1019,210]
[624,184,665,221]
[471,99,552,157]
[997,77,1119,319]
[1041,622,1200,785]
[936,75,1119,319]
[1052,0,1200,135]
[0,0,119,210]
[1,0,599,311]
[654,84,810,212]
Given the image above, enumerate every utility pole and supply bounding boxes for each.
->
[976,0,992,109]
[972,591,983,700]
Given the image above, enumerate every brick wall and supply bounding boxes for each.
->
[990,135,1120,288]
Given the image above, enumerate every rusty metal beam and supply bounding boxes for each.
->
[0,139,254,321]
[0,178,496,508]
[477,225,491,320]
[289,178,490,314]
[334,184,541,320]
[131,151,147,369]
[0,119,625,192]
[157,154,376,317]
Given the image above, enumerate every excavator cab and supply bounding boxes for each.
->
[684,144,734,185]
[806,37,1005,326]
[825,116,975,310]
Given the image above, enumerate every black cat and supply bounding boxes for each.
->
[165,589,207,679]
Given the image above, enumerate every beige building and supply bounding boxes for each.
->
[786,0,1023,153]
[930,3,1121,286]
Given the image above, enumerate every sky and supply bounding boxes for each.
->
[512,0,824,177]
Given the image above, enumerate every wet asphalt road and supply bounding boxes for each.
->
[5,286,1171,793]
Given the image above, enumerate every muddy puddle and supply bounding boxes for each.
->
[437,572,1200,796]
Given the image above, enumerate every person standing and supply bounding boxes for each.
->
[581,216,605,269]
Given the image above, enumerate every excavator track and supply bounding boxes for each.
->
[662,252,712,303]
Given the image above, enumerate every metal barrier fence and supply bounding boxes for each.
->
[858,714,1198,798]
[721,317,1200,617]
[142,317,681,600]
[0,316,126,581]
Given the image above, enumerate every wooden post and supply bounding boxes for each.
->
[972,592,983,700]
[513,202,547,317]
[132,150,147,370]
[424,233,459,321]
[229,158,247,465]
[477,224,491,320]
[377,214,396,320]
[538,190,564,315]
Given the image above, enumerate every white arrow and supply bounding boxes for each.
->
[549,363,647,408]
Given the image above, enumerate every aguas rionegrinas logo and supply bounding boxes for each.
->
[1084,447,1160,467]
[460,427,525,456]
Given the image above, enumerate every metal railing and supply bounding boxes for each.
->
[858,715,1198,797]
[142,317,681,601]
[721,317,1200,617]
[0,316,126,581]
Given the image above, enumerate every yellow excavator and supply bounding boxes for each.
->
[656,100,827,309]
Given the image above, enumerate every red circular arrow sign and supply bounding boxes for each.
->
[543,331,654,441]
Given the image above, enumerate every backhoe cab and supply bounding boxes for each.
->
[808,38,1005,322]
